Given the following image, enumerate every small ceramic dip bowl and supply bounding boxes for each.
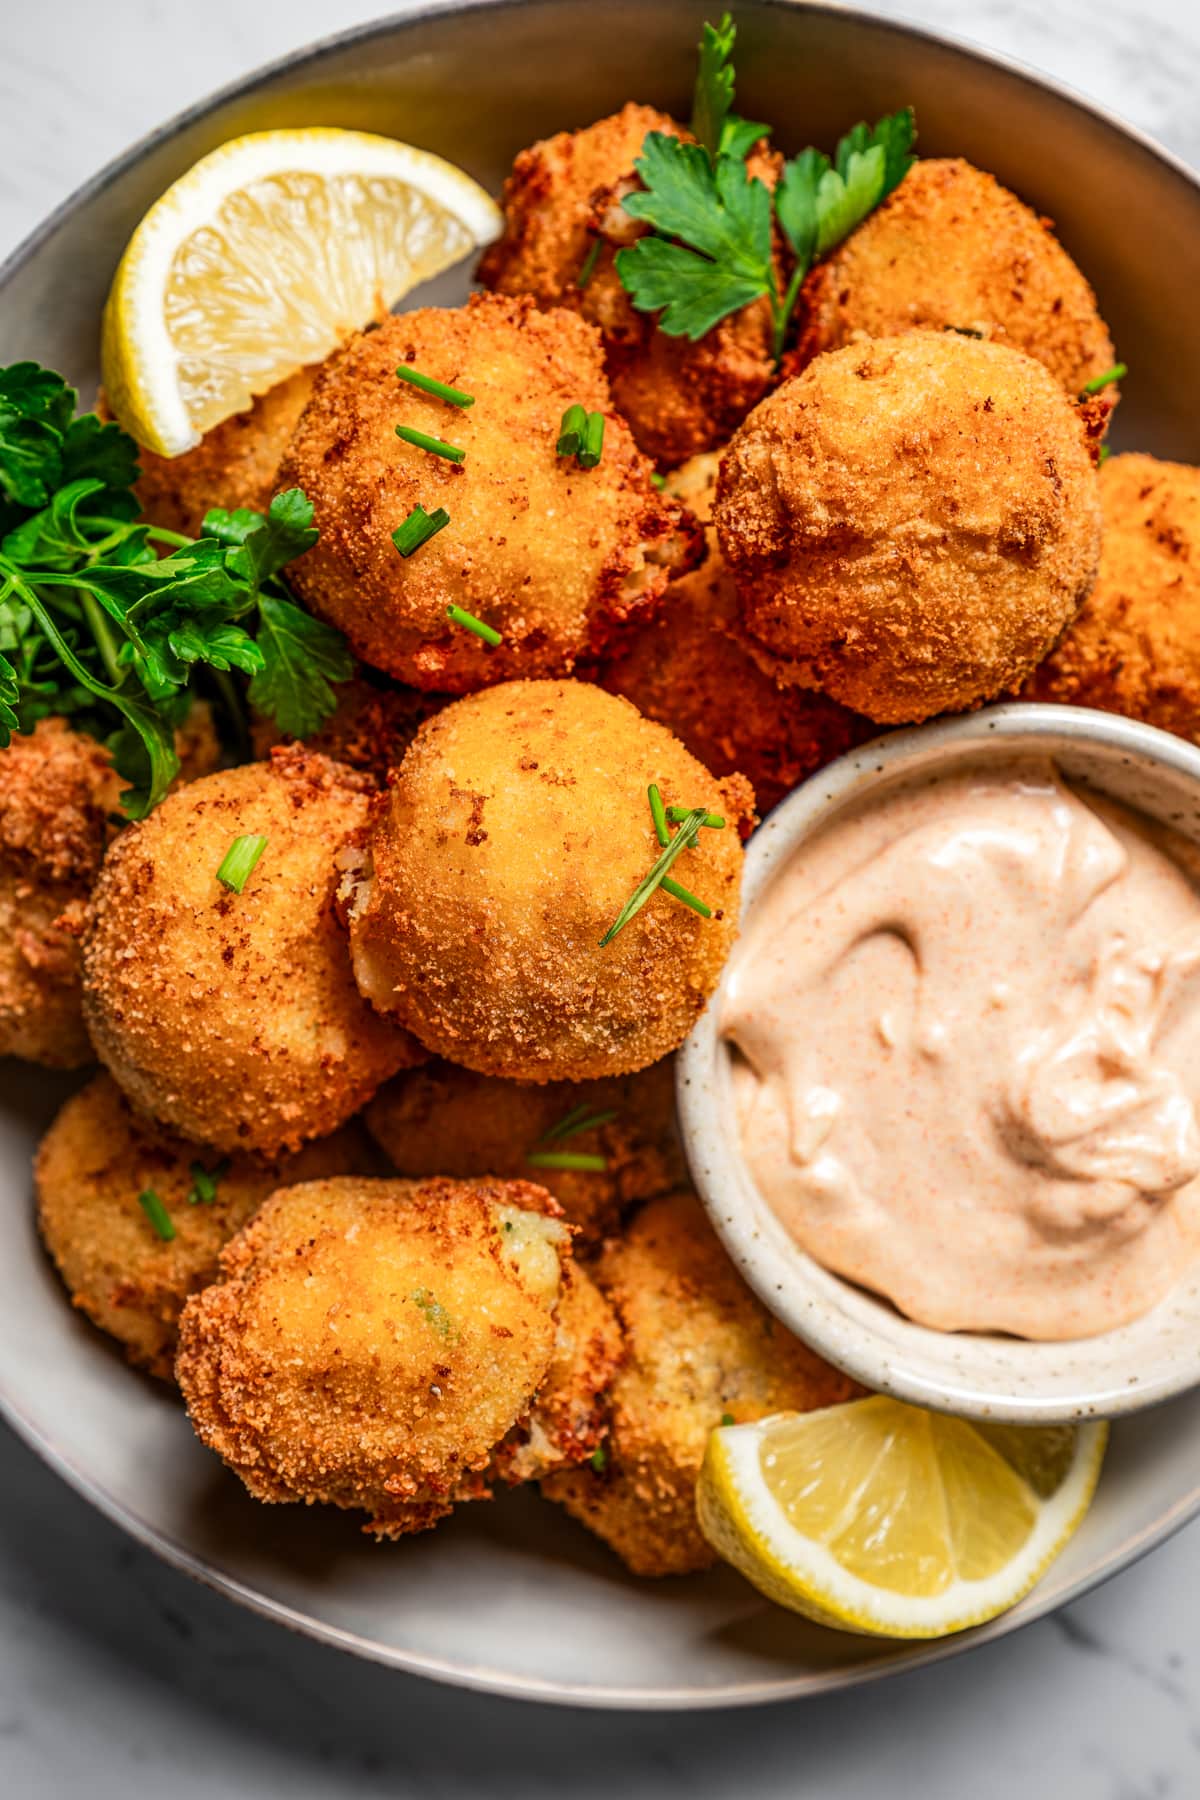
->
[677,702,1200,1424]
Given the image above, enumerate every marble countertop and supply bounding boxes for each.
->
[3,1,1199,1793]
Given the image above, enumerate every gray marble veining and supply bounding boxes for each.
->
[2,1,1200,1793]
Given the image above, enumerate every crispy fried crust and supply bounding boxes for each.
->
[542,1191,857,1576]
[82,748,422,1155]
[277,295,700,691]
[791,159,1117,404]
[35,1072,372,1379]
[175,1174,579,1535]
[347,680,752,1081]
[601,454,874,812]
[715,332,1103,723]
[249,675,437,787]
[366,1055,684,1242]
[492,1260,623,1484]
[478,105,781,466]
[1025,454,1200,738]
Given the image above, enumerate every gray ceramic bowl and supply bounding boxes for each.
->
[4,0,1200,1710]
[677,705,1200,1425]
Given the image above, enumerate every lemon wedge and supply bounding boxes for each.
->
[696,1396,1107,1638]
[101,128,503,457]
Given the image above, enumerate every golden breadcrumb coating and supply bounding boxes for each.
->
[176,1174,598,1535]
[35,1072,372,1379]
[1026,454,1200,738]
[543,1191,857,1576]
[347,680,751,1082]
[792,159,1118,403]
[277,295,700,691]
[492,1260,623,1484]
[366,1055,683,1242]
[715,333,1103,723]
[250,674,437,786]
[82,748,422,1156]
[478,104,781,466]
[602,453,874,812]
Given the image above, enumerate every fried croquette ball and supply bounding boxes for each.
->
[277,295,700,692]
[492,1260,623,1484]
[82,748,421,1156]
[35,1072,371,1379]
[250,674,435,787]
[478,105,781,466]
[1026,454,1200,738]
[366,1056,684,1242]
[715,332,1103,723]
[542,1191,856,1576]
[175,1174,590,1535]
[347,681,752,1082]
[602,453,873,813]
[793,159,1117,403]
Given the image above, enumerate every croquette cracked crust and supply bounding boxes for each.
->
[346,680,752,1081]
[175,1175,619,1536]
[277,294,702,690]
[715,331,1104,723]
[81,747,423,1156]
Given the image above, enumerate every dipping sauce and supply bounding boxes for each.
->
[723,760,1200,1340]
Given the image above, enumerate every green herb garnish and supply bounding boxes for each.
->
[557,404,588,457]
[589,1444,609,1473]
[720,1412,735,1427]
[660,875,711,918]
[395,365,474,408]
[691,13,769,162]
[600,803,724,946]
[648,783,670,846]
[411,1287,456,1339]
[541,1102,620,1142]
[666,804,724,830]
[527,1150,609,1173]
[395,424,465,463]
[577,237,603,289]
[1082,363,1127,396]
[392,504,451,558]
[216,833,267,893]
[577,412,605,470]
[137,1189,175,1242]
[445,604,502,648]
[186,1157,231,1206]
[649,471,666,490]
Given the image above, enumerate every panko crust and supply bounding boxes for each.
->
[542,1191,857,1576]
[715,332,1103,723]
[366,1054,684,1242]
[1025,454,1200,738]
[491,1261,623,1484]
[602,453,874,813]
[792,159,1118,403]
[82,748,422,1156]
[347,680,751,1082]
[277,295,701,691]
[175,1175,572,1535]
[479,105,781,467]
[250,674,437,787]
[35,1072,371,1379]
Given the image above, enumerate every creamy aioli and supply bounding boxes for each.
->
[723,760,1200,1340]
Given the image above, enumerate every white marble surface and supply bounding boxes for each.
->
[3,1,1200,1792]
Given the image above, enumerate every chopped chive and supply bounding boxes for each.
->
[393,504,450,558]
[187,1157,230,1206]
[577,237,602,289]
[395,424,465,463]
[650,471,666,490]
[1099,444,1111,464]
[542,1101,594,1141]
[137,1189,175,1242]
[666,805,725,831]
[1082,362,1127,396]
[543,1109,619,1144]
[648,783,670,847]
[526,1150,609,1173]
[589,1444,608,1472]
[720,1412,735,1428]
[577,411,605,470]
[557,403,588,457]
[396,364,474,408]
[446,604,502,648]
[599,805,710,946]
[216,834,267,894]
[661,875,711,918]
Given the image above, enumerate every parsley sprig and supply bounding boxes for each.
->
[0,364,350,817]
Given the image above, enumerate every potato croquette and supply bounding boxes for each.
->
[347,681,752,1082]
[542,1191,856,1576]
[82,748,421,1156]
[366,1056,684,1241]
[716,333,1103,723]
[492,1260,623,1483]
[176,1175,603,1534]
[277,295,701,691]
[602,454,873,813]
[793,159,1117,402]
[479,105,781,466]
[1026,454,1200,737]
[35,1072,370,1379]
[250,674,436,787]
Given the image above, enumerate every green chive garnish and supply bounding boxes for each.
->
[600,805,711,946]
[541,1103,619,1143]
[138,1189,175,1242]
[395,424,465,463]
[577,411,605,469]
[557,403,588,457]
[527,1150,609,1173]
[396,364,474,408]
[666,805,725,830]
[216,834,267,893]
[393,504,451,558]
[720,1412,735,1428]
[187,1157,230,1206]
[1099,444,1111,463]
[661,876,711,918]
[589,1444,608,1472]
[648,783,670,847]
[577,237,602,289]
[446,604,502,648]
[1082,363,1127,396]
[650,471,666,490]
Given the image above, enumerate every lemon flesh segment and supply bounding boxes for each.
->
[696,1396,1108,1638]
[101,129,503,457]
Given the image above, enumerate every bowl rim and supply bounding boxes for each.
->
[677,702,1200,1425]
